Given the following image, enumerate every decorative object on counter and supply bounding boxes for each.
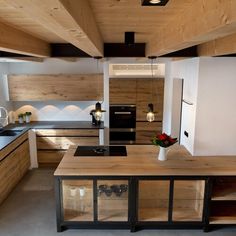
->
[90,102,106,125]
[146,56,157,122]
[24,112,32,123]
[152,133,177,161]
[98,184,128,197]
[18,113,24,124]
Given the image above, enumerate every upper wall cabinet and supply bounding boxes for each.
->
[8,74,103,101]
[109,78,137,104]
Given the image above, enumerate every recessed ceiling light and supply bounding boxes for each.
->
[150,0,161,4]
[141,0,169,6]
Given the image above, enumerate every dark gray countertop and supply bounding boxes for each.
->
[0,121,104,151]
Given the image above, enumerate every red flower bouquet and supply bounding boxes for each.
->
[152,133,177,148]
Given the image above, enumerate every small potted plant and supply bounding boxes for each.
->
[25,112,32,123]
[152,133,177,161]
[18,113,24,124]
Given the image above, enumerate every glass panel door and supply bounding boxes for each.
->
[62,180,93,221]
[138,180,169,221]
[172,180,205,221]
[97,180,129,221]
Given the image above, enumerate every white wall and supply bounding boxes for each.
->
[194,57,236,155]
[8,58,104,121]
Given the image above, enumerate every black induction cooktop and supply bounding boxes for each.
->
[74,146,127,157]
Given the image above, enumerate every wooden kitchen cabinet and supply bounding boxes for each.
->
[109,78,164,144]
[136,78,164,121]
[0,134,30,205]
[8,74,103,101]
[210,177,236,224]
[138,180,169,221]
[109,78,137,104]
[36,129,99,167]
[136,121,162,144]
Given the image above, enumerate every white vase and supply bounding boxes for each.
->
[25,115,31,123]
[18,117,24,124]
[158,146,168,161]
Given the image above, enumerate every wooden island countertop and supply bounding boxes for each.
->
[54,145,236,176]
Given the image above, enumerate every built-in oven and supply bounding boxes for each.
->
[109,105,136,144]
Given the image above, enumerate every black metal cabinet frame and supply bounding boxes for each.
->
[55,175,234,232]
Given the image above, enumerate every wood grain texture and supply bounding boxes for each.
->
[0,140,30,205]
[36,129,99,137]
[198,32,236,56]
[146,0,236,56]
[37,136,99,150]
[0,132,28,161]
[136,78,164,121]
[3,0,103,56]
[54,145,236,176]
[136,121,162,144]
[109,78,137,104]
[0,20,50,57]
[37,150,65,167]
[8,74,103,101]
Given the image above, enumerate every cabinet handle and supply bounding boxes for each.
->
[114,112,132,115]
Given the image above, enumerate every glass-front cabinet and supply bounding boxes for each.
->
[172,180,205,222]
[62,180,94,221]
[97,180,129,221]
[138,180,169,221]
[56,177,207,232]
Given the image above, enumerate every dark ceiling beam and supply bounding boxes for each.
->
[159,46,198,57]
[51,43,90,57]
[104,43,145,57]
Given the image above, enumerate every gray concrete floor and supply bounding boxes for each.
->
[0,169,236,236]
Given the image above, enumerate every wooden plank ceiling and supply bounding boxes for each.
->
[0,0,235,57]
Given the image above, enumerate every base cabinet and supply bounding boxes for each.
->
[36,129,99,167]
[0,137,30,205]
[55,177,211,232]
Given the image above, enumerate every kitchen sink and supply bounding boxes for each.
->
[0,130,22,136]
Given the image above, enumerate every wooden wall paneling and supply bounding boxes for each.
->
[109,78,137,104]
[8,74,103,101]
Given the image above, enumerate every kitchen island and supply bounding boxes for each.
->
[54,145,236,232]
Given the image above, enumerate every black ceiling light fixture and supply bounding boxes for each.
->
[146,56,157,122]
[141,0,169,6]
[125,32,135,46]
[90,56,106,125]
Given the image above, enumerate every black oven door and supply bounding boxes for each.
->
[110,105,136,128]
[110,128,136,144]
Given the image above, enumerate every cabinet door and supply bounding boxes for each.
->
[8,74,103,101]
[109,78,136,104]
[136,78,164,121]
[138,180,169,221]
[136,121,162,144]
[62,180,93,221]
[172,180,205,221]
[97,180,129,221]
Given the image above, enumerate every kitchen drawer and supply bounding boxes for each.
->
[37,136,99,150]
[35,129,99,137]
[37,150,66,167]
